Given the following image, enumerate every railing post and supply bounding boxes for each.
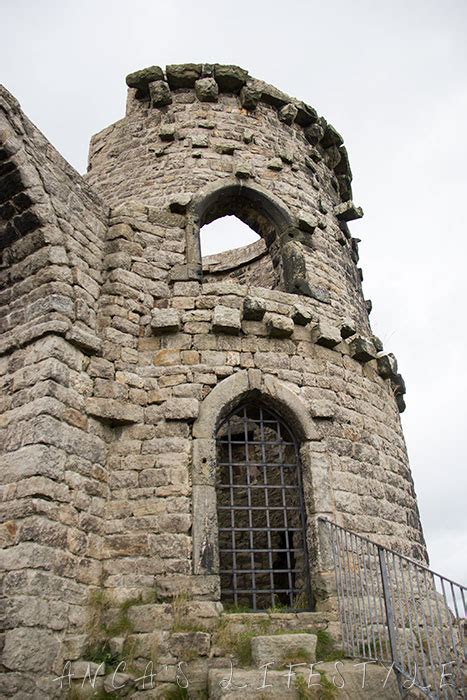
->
[378,547,405,698]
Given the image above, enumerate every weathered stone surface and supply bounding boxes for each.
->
[126,66,164,94]
[292,304,313,326]
[213,64,248,92]
[243,296,267,321]
[169,193,192,213]
[278,103,298,125]
[151,308,180,334]
[341,317,357,339]
[310,399,335,419]
[159,123,176,141]
[149,80,172,107]
[297,212,318,233]
[251,633,317,667]
[86,397,143,424]
[103,672,134,694]
[311,321,341,348]
[3,628,60,672]
[265,312,294,338]
[170,631,210,657]
[164,397,199,420]
[234,161,252,179]
[195,77,219,102]
[166,63,202,89]
[377,352,398,379]
[321,122,344,148]
[304,123,324,145]
[240,84,261,110]
[212,305,241,334]
[267,157,283,171]
[349,336,377,363]
[334,200,364,221]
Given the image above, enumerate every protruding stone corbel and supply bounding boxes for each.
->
[334,201,364,222]
[150,308,180,335]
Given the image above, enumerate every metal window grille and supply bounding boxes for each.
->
[216,402,312,611]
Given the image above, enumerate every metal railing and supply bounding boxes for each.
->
[319,518,466,699]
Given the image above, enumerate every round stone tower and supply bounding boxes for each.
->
[84,62,425,611]
[0,62,429,697]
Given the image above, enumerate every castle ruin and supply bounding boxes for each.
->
[0,63,433,698]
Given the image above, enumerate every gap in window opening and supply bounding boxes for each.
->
[200,215,261,257]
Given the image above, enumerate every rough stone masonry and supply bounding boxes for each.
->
[0,63,426,698]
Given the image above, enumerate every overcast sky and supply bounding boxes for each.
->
[3,0,466,584]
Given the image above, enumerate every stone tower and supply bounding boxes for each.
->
[1,64,426,697]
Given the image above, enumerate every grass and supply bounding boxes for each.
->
[316,630,346,662]
[294,672,337,700]
[83,589,144,671]
[281,646,314,666]
[163,685,189,700]
[319,672,338,700]
[213,618,258,666]
[222,602,253,614]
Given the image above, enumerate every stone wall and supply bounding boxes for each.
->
[0,66,426,698]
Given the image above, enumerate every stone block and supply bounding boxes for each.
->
[265,313,294,338]
[86,398,143,424]
[234,161,252,179]
[321,122,344,148]
[297,212,317,233]
[340,317,356,339]
[103,672,134,694]
[251,633,317,667]
[292,304,313,326]
[170,631,211,658]
[149,80,172,107]
[240,84,261,110]
[169,193,191,213]
[166,63,202,88]
[304,123,324,145]
[151,308,180,334]
[126,66,164,94]
[159,123,176,141]
[195,77,219,102]
[212,305,241,335]
[310,321,341,348]
[308,286,331,304]
[294,100,318,126]
[267,157,283,171]
[377,352,398,380]
[213,64,248,92]
[243,296,267,321]
[3,628,61,673]
[278,103,298,124]
[164,398,199,420]
[334,200,364,221]
[310,400,335,419]
[349,336,377,363]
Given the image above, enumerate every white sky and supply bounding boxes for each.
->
[3,0,466,584]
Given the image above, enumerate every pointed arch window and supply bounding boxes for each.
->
[216,402,312,611]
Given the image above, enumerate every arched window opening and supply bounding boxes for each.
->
[195,183,290,289]
[200,215,260,257]
[216,402,312,611]
[200,215,276,287]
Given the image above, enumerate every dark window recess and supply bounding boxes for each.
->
[216,403,312,611]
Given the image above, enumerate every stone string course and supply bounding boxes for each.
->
[0,65,425,698]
